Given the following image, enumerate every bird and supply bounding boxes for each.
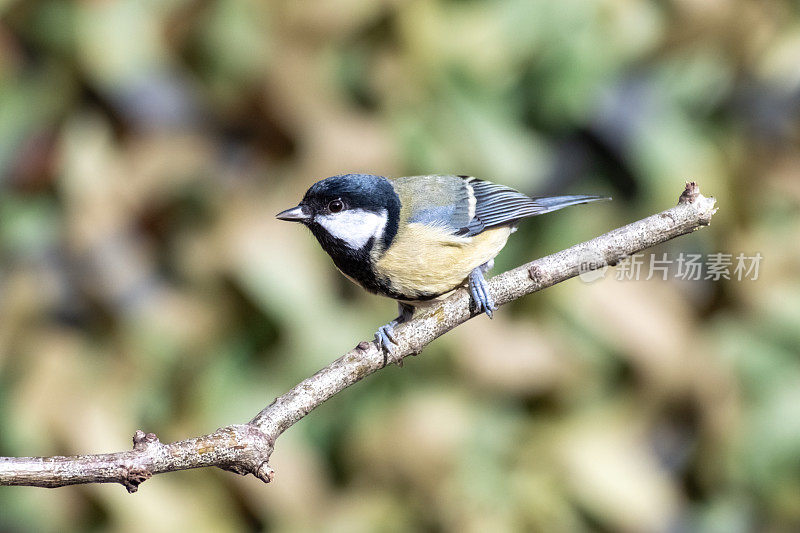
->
[277,173,608,355]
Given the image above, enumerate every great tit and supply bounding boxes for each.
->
[277,173,608,352]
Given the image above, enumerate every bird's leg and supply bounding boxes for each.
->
[469,261,496,318]
[375,302,415,364]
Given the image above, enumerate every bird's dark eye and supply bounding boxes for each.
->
[328,199,344,213]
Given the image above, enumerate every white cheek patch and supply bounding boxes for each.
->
[316,209,388,249]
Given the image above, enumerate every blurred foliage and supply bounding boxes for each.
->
[1,0,799,531]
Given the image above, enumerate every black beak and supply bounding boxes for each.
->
[276,205,311,223]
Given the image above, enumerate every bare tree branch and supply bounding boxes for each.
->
[0,182,717,492]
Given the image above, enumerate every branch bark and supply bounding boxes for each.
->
[0,182,717,492]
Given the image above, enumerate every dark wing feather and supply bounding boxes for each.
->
[457,178,608,237]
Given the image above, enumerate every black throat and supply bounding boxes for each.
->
[309,228,387,294]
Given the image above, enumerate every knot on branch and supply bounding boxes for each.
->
[677,181,717,225]
[120,430,162,493]
[122,466,152,493]
[255,462,275,483]
[679,181,700,204]
[529,264,545,284]
[216,424,276,484]
[132,430,160,451]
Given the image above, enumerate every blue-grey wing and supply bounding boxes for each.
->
[392,175,474,232]
[458,177,608,237]
[394,175,607,237]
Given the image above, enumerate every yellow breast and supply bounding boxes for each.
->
[374,223,511,300]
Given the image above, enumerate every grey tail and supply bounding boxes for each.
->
[532,194,611,215]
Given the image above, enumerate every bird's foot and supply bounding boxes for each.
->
[375,321,398,355]
[374,302,415,366]
[469,265,496,318]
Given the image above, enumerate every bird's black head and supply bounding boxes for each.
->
[302,174,399,225]
[276,174,401,294]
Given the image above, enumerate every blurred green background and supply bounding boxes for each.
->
[1,0,799,531]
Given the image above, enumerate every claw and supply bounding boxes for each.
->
[469,265,496,318]
[374,302,415,366]
[375,323,397,353]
